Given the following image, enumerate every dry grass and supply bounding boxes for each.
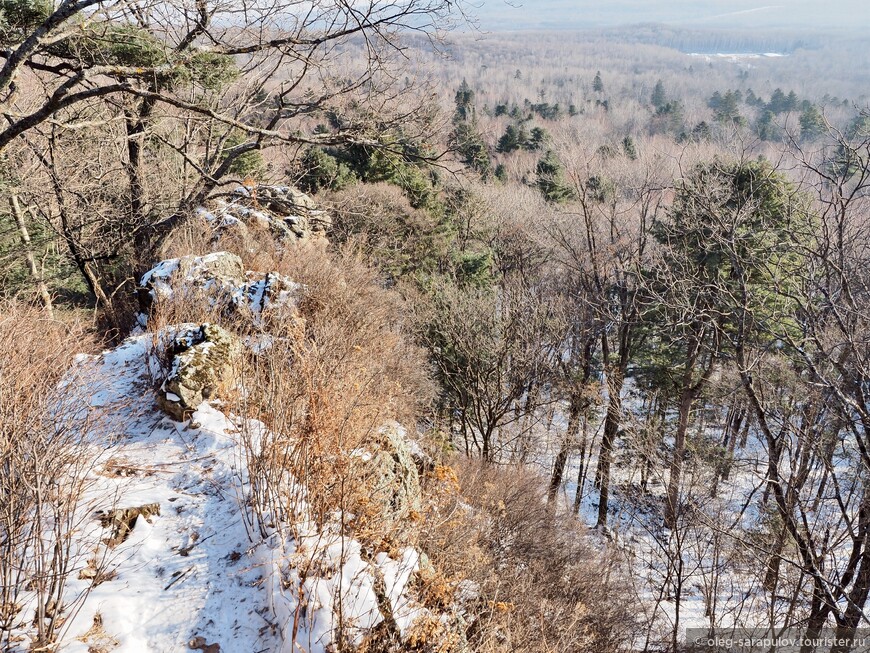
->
[418,458,637,653]
[153,224,433,540]
[0,302,103,650]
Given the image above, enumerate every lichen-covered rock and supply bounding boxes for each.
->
[138,254,301,327]
[198,184,331,245]
[137,251,246,315]
[158,324,240,421]
[353,424,423,527]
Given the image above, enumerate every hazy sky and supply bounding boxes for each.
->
[471,0,870,30]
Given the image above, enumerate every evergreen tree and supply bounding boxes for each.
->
[453,120,492,178]
[650,100,684,135]
[536,150,574,203]
[643,160,810,527]
[297,147,357,193]
[767,88,791,114]
[651,79,666,109]
[756,110,778,141]
[527,126,549,151]
[450,80,491,178]
[622,135,638,160]
[799,105,825,141]
[454,79,475,122]
[712,90,744,125]
[496,123,529,154]
[593,71,604,94]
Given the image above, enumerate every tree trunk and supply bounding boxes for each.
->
[832,491,870,653]
[10,195,53,317]
[45,134,110,307]
[549,393,584,502]
[596,365,625,528]
[123,99,155,230]
[665,380,695,529]
[573,414,590,513]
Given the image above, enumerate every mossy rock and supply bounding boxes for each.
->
[353,424,423,529]
[158,324,240,421]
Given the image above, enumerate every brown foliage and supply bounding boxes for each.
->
[0,303,102,649]
[419,458,636,653]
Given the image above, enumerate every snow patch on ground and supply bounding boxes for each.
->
[9,331,429,653]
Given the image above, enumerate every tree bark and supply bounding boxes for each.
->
[664,379,695,529]
[549,392,584,502]
[596,365,625,527]
[10,194,53,317]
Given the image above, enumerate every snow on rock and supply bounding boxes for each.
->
[7,330,436,653]
[137,253,302,328]
[158,323,241,421]
[138,251,246,308]
[199,184,332,246]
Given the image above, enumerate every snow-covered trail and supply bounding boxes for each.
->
[57,335,280,653]
[9,324,435,653]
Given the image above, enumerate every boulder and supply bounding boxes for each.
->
[158,324,240,421]
[200,184,332,245]
[355,424,423,526]
[137,251,246,315]
[138,254,301,327]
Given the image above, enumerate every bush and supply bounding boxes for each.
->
[419,458,637,653]
[0,303,105,650]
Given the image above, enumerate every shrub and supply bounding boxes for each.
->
[419,458,637,653]
[0,303,105,650]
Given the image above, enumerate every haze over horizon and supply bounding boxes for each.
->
[472,0,870,32]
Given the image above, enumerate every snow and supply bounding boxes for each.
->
[8,330,433,653]
[530,375,817,646]
[138,255,301,328]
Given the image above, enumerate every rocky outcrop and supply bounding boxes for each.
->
[137,252,301,327]
[138,251,246,314]
[158,324,240,421]
[353,424,423,528]
[197,184,331,246]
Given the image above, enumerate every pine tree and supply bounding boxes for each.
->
[622,136,638,160]
[453,120,492,178]
[799,105,825,141]
[593,71,604,94]
[527,126,548,151]
[497,124,529,154]
[454,79,475,122]
[536,150,574,203]
[651,80,666,109]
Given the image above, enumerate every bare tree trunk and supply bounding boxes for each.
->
[549,393,584,502]
[10,194,53,317]
[665,380,694,529]
[833,489,870,652]
[596,366,625,527]
[573,414,590,513]
[721,404,745,482]
[123,97,156,230]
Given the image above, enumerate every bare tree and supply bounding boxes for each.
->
[0,0,468,274]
